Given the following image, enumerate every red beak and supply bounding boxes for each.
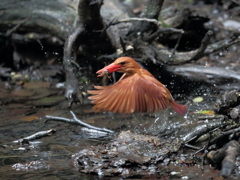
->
[96,63,122,77]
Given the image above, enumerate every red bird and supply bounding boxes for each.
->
[88,57,187,115]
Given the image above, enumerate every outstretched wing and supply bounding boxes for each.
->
[88,73,171,114]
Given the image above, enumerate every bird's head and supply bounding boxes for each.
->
[96,57,141,77]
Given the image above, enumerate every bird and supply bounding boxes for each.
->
[87,57,187,115]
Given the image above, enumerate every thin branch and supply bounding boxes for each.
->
[119,37,126,54]
[13,129,56,143]
[71,60,82,71]
[144,28,184,43]
[194,145,207,155]
[184,143,201,150]
[201,151,208,170]
[45,111,114,134]
[209,126,240,147]
[109,17,162,27]
[6,18,29,37]
[182,120,224,142]
[172,33,183,55]
[204,33,240,55]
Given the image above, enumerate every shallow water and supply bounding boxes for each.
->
[0,81,238,179]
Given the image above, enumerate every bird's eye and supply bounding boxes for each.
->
[120,62,126,65]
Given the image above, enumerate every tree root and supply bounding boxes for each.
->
[207,140,240,178]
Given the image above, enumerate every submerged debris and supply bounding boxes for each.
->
[72,130,181,177]
[207,140,240,178]
[12,160,50,171]
[214,90,240,118]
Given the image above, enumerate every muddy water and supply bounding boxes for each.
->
[0,82,103,179]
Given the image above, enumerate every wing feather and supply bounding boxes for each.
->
[109,88,126,113]
[136,88,147,112]
[91,86,115,104]
[115,94,126,113]
[88,71,173,113]
[151,97,158,112]
[88,86,115,111]
[132,73,170,113]
[96,87,122,111]
[146,94,154,113]
[117,86,133,113]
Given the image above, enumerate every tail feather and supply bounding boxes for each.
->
[170,100,187,116]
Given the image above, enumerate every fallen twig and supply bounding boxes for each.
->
[209,126,240,147]
[182,118,225,142]
[45,111,114,134]
[184,143,201,150]
[13,129,56,143]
